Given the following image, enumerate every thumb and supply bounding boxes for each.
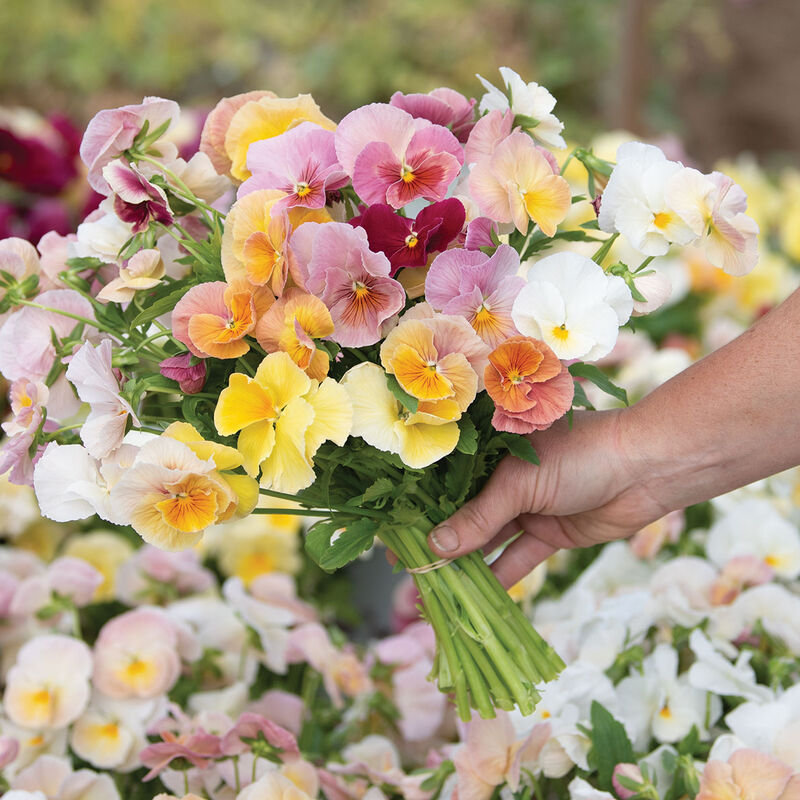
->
[427,462,523,558]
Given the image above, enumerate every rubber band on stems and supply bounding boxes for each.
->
[407,557,454,574]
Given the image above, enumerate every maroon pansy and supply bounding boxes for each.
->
[102,158,173,234]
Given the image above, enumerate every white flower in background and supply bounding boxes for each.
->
[568,777,615,800]
[96,248,165,304]
[687,629,772,703]
[0,720,68,782]
[648,556,716,628]
[512,252,633,360]
[477,67,566,149]
[666,168,759,276]
[630,269,673,315]
[723,684,800,770]
[706,498,800,579]
[0,476,40,538]
[615,644,719,750]
[637,744,681,798]
[3,635,92,729]
[70,694,162,771]
[598,142,696,255]
[10,754,120,800]
[710,583,800,652]
[65,339,140,460]
[510,663,617,778]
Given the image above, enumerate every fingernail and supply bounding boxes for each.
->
[430,525,459,553]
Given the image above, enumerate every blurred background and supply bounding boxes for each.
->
[1,0,798,165]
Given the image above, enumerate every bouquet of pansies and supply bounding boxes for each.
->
[0,67,759,720]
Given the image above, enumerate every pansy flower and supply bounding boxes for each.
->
[351,198,465,275]
[102,158,173,234]
[389,87,476,142]
[335,103,463,209]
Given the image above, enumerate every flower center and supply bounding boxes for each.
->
[550,324,570,342]
[405,232,419,248]
[294,181,312,198]
[401,164,416,183]
[652,211,672,230]
[353,281,370,299]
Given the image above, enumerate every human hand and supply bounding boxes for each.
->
[427,408,669,587]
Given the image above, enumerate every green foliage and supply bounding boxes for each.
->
[305,518,378,571]
[569,362,629,405]
[588,700,635,791]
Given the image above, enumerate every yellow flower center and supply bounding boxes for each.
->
[294,182,312,198]
[658,705,672,719]
[653,211,672,230]
[156,485,219,532]
[405,233,419,249]
[31,688,51,706]
[353,281,370,299]
[19,393,32,408]
[401,164,416,184]
[550,324,570,342]
[28,735,45,747]
[765,554,782,567]
[100,722,120,739]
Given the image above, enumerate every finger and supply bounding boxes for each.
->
[428,463,524,557]
[490,529,558,589]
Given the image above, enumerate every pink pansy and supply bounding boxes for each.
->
[220,712,301,758]
[102,158,173,234]
[351,198,465,275]
[66,339,140,460]
[0,238,39,307]
[140,728,223,781]
[240,122,348,209]
[390,575,421,632]
[0,289,94,382]
[249,573,317,623]
[630,509,684,559]
[464,216,502,250]
[612,763,645,800]
[425,244,524,347]
[697,749,800,800]
[289,222,405,347]
[389,87,476,142]
[159,353,207,394]
[246,690,306,736]
[3,378,49,437]
[0,736,19,769]
[80,96,179,193]
[454,712,552,800]
[0,432,43,487]
[465,109,514,164]
[335,103,463,209]
[36,231,77,291]
[710,555,775,606]
[10,556,103,618]
[93,607,187,700]
[287,622,372,708]
[96,248,165,304]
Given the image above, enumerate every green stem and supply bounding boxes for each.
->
[252,508,330,517]
[591,232,619,267]
[16,299,117,337]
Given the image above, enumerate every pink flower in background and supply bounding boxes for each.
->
[425,244,524,346]
[289,221,405,346]
[246,690,305,736]
[159,353,207,394]
[116,546,215,605]
[0,238,40,306]
[66,338,141,459]
[335,103,463,209]
[0,289,95,381]
[10,556,103,618]
[140,728,223,781]
[80,96,179,193]
[36,230,77,290]
[710,555,774,605]
[697,749,800,800]
[102,159,173,233]
[352,198,465,274]
[0,736,19,769]
[220,712,301,758]
[389,87,476,142]
[240,122,348,209]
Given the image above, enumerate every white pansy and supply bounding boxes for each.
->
[687,629,772,702]
[70,199,133,265]
[711,583,800,651]
[568,777,615,800]
[706,498,800,579]
[3,635,92,730]
[615,644,718,750]
[665,168,759,276]
[477,67,566,149]
[724,684,800,770]
[648,556,716,628]
[513,252,633,360]
[598,142,696,255]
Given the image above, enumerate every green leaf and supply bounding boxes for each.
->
[590,700,635,791]
[444,451,473,506]
[571,380,595,410]
[456,416,478,455]
[677,724,701,756]
[362,477,395,505]
[497,432,539,465]
[514,114,541,129]
[385,373,419,413]
[569,362,628,406]
[305,518,377,571]
[130,286,190,329]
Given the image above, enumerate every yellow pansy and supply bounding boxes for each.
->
[62,531,134,601]
[224,94,336,182]
[214,351,352,493]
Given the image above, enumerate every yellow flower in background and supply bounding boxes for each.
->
[62,531,134,601]
[214,351,352,493]
[13,521,67,562]
[209,513,302,586]
[224,94,336,182]
[715,155,781,237]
